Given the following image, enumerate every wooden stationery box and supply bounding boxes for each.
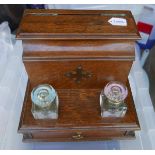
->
[16,9,141,142]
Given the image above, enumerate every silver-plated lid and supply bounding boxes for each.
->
[104,81,128,105]
[31,84,56,108]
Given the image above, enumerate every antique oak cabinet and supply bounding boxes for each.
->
[16,9,141,142]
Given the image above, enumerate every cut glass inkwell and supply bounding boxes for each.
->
[100,81,128,117]
[31,84,59,119]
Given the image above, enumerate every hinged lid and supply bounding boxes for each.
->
[16,9,140,40]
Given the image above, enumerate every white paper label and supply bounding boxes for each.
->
[108,17,127,26]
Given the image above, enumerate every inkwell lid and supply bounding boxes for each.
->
[104,81,128,105]
[31,84,56,108]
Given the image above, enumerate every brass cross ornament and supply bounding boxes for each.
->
[65,65,92,83]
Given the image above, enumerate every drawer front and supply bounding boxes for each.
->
[23,129,130,142]
[24,60,132,89]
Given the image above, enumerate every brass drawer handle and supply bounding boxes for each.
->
[72,132,84,140]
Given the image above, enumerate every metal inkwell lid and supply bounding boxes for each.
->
[31,84,56,108]
[104,81,128,106]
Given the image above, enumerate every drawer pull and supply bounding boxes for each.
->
[65,65,92,83]
[72,132,84,140]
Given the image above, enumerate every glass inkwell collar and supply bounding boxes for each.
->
[31,84,59,119]
[100,81,128,117]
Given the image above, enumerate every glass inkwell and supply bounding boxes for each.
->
[31,84,59,119]
[100,81,128,117]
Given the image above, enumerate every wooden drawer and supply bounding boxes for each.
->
[23,129,132,142]
[24,60,132,89]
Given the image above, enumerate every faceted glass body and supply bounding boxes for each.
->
[31,84,59,119]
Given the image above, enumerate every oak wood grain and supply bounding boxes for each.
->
[19,81,139,141]
[16,9,140,40]
[17,9,140,142]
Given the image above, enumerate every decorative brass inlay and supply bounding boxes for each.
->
[124,131,135,137]
[65,65,92,83]
[72,132,84,140]
[23,133,33,139]
[27,13,126,17]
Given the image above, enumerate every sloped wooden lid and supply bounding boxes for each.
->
[16,9,141,40]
